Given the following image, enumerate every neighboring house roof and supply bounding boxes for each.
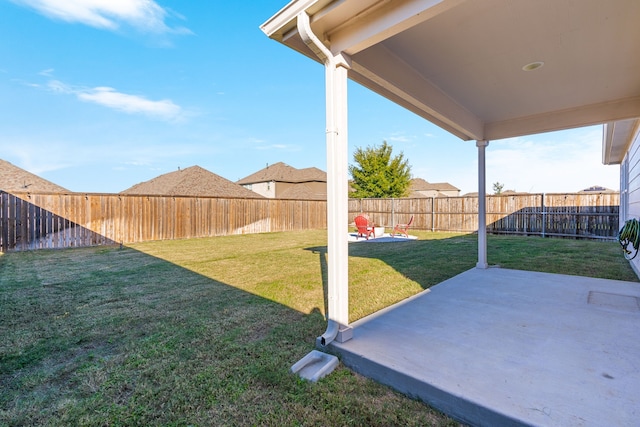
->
[463,190,526,196]
[580,185,617,193]
[407,191,430,198]
[408,191,453,198]
[0,159,69,193]
[121,165,264,198]
[237,162,327,185]
[409,178,459,192]
[278,183,327,200]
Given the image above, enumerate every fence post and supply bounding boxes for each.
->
[0,192,6,252]
[541,193,546,238]
[431,197,435,232]
[391,198,395,229]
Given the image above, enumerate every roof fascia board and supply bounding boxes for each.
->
[260,0,317,38]
[603,122,615,165]
[260,0,339,39]
[603,118,640,165]
[327,0,465,56]
[352,44,483,140]
[485,95,640,141]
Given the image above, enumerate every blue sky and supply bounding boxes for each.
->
[0,0,619,195]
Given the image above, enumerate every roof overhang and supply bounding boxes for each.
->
[603,118,640,165]
[262,0,640,144]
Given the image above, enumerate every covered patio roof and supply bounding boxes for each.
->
[262,0,640,331]
[262,0,640,142]
[260,1,640,406]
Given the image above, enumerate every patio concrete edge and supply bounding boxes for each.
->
[331,344,527,427]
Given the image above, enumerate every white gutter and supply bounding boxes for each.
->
[260,0,322,39]
[297,10,351,68]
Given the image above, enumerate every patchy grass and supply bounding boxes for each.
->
[0,230,636,426]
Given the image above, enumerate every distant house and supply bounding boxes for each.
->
[579,185,616,193]
[408,178,460,198]
[121,165,264,198]
[464,190,525,196]
[237,162,327,200]
[0,159,69,193]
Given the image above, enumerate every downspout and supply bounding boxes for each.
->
[297,11,351,346]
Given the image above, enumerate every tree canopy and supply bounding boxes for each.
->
[349,141,412,198]
[493,182,505,195]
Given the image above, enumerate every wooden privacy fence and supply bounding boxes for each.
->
[350,192,620,239]
[0,192,327,252]
[0,191,619,252]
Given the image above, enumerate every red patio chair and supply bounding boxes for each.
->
[354,214,374,240]
[392,215,414,238]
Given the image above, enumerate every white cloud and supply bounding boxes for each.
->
[10,0,191,34]
[407,127,619,195]
[0,135,202,177]
[386,132,414,143]
[256,144,297,151]
[46,79,183,121]
[0,140,72,175]
[38,68,55,76]
[485,128,618,193]
[78,87,182,120]
[47,79,72,93]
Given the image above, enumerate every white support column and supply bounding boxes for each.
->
[476,140,489,269]
[325,60,351,334]
[296,11,352,344]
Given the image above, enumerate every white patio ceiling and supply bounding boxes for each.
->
[262,0,640,153]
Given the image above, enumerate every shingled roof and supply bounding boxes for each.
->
[579,185,616,193]
[0,159,69,193]
[278,183,327,200]
[236,162,326,185]
[121,166,264,198]
[409,178,459,192]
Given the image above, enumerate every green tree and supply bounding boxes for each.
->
[493,182,505,195]
[349,141,412,198]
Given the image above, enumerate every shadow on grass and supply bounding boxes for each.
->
[306,233,478,292]
[305,232,637,323]
[0,243,458,427]
[305,245,330,318]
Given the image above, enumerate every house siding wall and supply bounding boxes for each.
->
[620,125,640,275]
[244,181,275,198]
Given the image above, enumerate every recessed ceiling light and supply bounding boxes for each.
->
[522,61,544,71]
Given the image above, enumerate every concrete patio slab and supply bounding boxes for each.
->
[328,268,640,426]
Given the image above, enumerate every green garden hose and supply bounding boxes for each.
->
[617,218,640,260]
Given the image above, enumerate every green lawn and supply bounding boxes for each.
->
[1,230,636,426]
